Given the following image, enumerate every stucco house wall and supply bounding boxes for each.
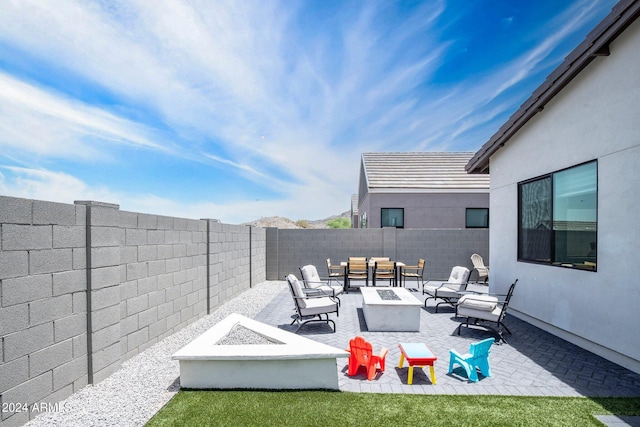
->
[489,15,640,374]
[362,192,489,229]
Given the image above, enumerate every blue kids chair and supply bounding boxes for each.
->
[448,337,495,382]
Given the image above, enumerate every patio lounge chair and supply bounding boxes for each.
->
[347,336,388,380]
[422,266,471,312]
[299,264,343,304]
[400,258,425,289]
[456,279,518,343]
[470,253,489,284]
[448,337,495,382]
[286,274,339,333]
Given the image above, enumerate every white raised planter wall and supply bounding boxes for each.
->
[172,314,349,389]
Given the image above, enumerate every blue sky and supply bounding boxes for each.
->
[0,0,617,224]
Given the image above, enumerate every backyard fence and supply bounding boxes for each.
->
[267,227,489,281]
[0,195,487,426]
[0,197,265,427]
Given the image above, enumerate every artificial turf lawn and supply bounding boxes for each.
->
[146,391,640,426]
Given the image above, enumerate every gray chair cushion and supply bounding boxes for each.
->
[458,294,497,312]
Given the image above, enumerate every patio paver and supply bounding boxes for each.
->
[254,282,640,397]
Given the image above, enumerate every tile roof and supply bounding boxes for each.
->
[466,0,640,174]
[362,152,489,192]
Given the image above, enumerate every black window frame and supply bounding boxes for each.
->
[466,208,489,229]
[380,208,404,228]
[517,160,597,272]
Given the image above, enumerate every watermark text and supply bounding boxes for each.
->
[2,401,70,414]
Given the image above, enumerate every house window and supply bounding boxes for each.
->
[381,208,404,228]
[466,208,489,228]
[518,161,597,271]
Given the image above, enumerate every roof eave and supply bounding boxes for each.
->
[466,0,640,174]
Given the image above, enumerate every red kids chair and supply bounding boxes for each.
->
[347,336,388,380]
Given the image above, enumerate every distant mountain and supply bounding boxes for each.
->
[242,211,351,229]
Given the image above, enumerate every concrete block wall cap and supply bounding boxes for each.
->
[172,313,349,361]
[74,200,120,209]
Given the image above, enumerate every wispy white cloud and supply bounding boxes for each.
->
[410,0,612,150]
[488,0,604,101]
[0,72,166,160]
[0,165,335,223]
[0,0,617,222]
[0,166,111,203]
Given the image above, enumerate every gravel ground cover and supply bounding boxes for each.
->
[216,325,279,345]
[24,281,287,427]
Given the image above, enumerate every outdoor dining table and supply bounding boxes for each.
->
[340,260,406,287]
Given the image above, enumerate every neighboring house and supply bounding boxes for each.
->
[356,152,489,229]
[466,0,640,374]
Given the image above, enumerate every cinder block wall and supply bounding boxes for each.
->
[115,207,210,380]
[395,228,490,280]
[0,197,265,427]
[271,228,383,279]
[270,227,489,281]
[1,197,89,427]
[250,226,267,286]
[210,223,249,304]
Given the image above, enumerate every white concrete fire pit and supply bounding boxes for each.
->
[172,313,349,390]
[361,287,422,331]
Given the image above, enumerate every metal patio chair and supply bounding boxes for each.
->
[456,279,518,343]
[286,274,339,333]
[422,266,471,312]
